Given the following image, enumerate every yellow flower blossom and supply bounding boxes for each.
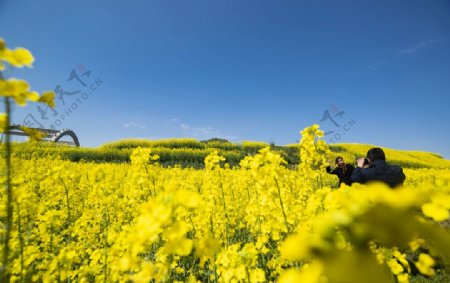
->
[422,202,449,221]
[38,91,56,108]
[0,113,7,132]
[415,253,436,276]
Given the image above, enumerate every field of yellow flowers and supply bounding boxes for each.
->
[0,125,448,282]
[2,38,450,283]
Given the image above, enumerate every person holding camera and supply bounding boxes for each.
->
[326,156,355,187]
[350,147,406,188]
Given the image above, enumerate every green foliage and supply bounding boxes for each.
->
[101,138,206,150]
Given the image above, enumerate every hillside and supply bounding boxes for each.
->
[7,139,450,169]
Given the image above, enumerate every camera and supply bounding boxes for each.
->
[357,157,370,167]
[363,158,370,166]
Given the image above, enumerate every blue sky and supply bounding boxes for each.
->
[1,0,450,158]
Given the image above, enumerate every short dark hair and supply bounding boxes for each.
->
[335,156,343,164]
[366,147,386,161]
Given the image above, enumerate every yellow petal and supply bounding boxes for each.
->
[422,203,449,222]
[27,91,40,102]
[0,113,8,132]
[13,92,28,106]
[0,78,30,96]
[10,47,34,67]
[415,254,435,276]
[20,126,46,142]
[39,91,56,108]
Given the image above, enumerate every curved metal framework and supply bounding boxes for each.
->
[50,129,80,146]
[1,124,80,147]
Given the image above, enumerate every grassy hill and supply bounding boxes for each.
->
[6,138,450,169]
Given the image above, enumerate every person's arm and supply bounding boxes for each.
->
[350,167,366,183]
[347,164,355,174]
[350,158,368,183]
[326,166,337,175]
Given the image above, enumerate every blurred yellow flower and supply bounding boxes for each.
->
[38,91,56,108]
[422,202,449,222]
[4,47,34,67]
[415,253,436,276]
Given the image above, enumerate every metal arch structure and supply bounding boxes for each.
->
[50,129,80,147]
[1,124,80,147]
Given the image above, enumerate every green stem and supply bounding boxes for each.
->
[143,164,153,197]
[59,177,71,225]
[218,172,229,247]
[274,177,289,233]
[17,203,24,282]
[245,267,251,283]
[1,95,13,283]
[103,207,110,283]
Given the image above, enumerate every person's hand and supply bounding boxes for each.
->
[356,158,366,168]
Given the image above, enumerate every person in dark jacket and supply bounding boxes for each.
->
[350,147,406,188]
[326,156,355,187]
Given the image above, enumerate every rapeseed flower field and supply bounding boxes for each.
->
[1,38,450,283]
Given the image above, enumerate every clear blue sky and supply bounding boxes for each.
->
[1,0,450,158]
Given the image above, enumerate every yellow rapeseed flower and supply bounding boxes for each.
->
[0,113,7,132]
[415,253,436,276]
